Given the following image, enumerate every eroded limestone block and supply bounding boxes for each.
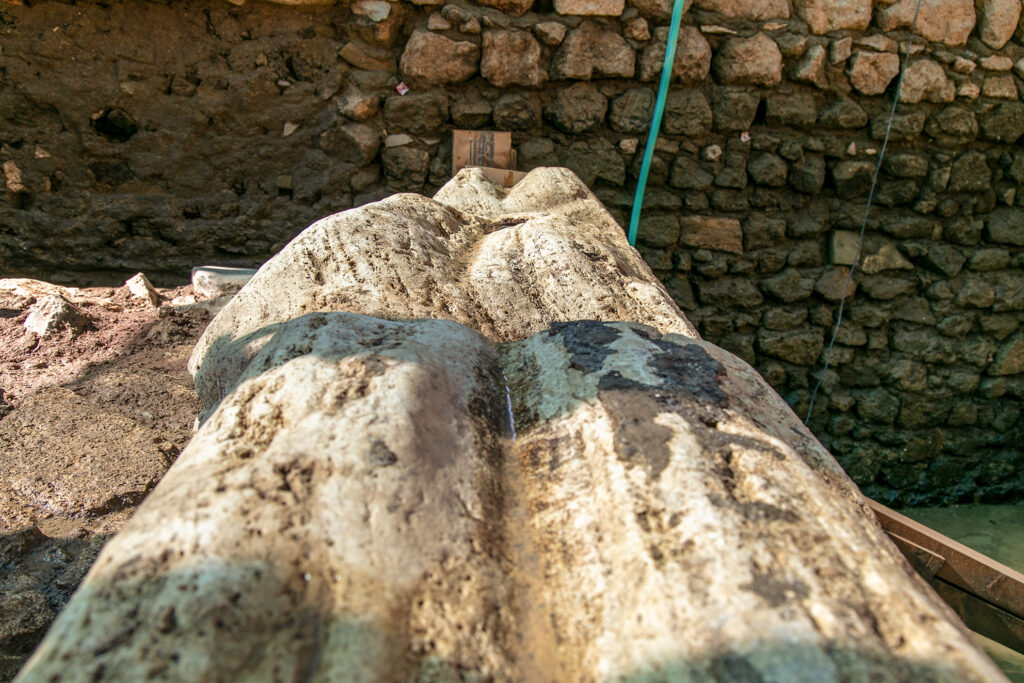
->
[18,314,514,682]
[502,322,1005,681]
[17,317,1007,682]
[189,167,695,409]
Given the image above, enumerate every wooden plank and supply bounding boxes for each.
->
[887,531,946,579]
[931,578,1024,655]
[869,500,1024,621]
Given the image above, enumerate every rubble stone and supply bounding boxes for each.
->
[876,0,976,46]
[790,44,829,88]
[847,51,900,95]
[678,216,743,254]
[553,0,624,15]
[899,59,955,103]
[476,0,534,15]
[23,296,90,338]
[694,0,790,20]
[712,33,783,87]
[399,30,480,84]
[977,0,1021,48]
[979,102,1024,142]
[663,89,713,136]
[481,30,546,88]
[795,0,872,34]
[552,21,636,80]
[125,272,160,307]
[638,26,712,83]
[383,92,448,135]
[533,21,567,45]
[609,88,656,133]
[544,82,608,134]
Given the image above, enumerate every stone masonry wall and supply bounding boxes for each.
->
[1,0,1023,504]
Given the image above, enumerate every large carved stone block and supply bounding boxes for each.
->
[16,169,1006,682]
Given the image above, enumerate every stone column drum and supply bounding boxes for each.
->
[16,169,1007,682]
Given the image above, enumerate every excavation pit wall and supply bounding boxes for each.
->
[1,0,1023,504]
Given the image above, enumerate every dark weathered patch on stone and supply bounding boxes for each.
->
[739,501,800,524]
[585,328,732,482]
[740,569,810,608]
[486,216,528,232]
[647,340,729,408]
[551,320,622,374]
[366,441,398,467]
[596,370,648,392]
[591,327,728,409]
[711,652,766,683]
[602,390,674,481]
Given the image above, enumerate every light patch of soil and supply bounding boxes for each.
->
[0,278,211,680]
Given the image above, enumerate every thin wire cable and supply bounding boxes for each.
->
[804,0,924,425]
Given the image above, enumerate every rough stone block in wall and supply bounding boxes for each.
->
[678,216,743,254]
[553,0,625,15]
[481,30,546,87]
[875,0,977,46]
[399,30,480,85]
[794,0,872,34]
[711,33,783,87]
[637,26,712,83]
[694,0,790,19]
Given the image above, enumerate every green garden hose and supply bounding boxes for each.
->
[627,0,687,247]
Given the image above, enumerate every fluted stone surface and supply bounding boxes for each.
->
[189,167,696,409]
[16,170,1007,682]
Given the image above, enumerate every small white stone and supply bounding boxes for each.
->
[700,24,737,34]
[384,134,414,148]
[1014,57,1024,79]
[3,161,24,192]
[282,122,299,137]
[762,21,788,30]
[125,272,159,307]
[702,144,723,161]
[34,146,51,159]
[619,139,639,154]
[191,266,258,301]
[352,0,391,22]
[847,142,857,155]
